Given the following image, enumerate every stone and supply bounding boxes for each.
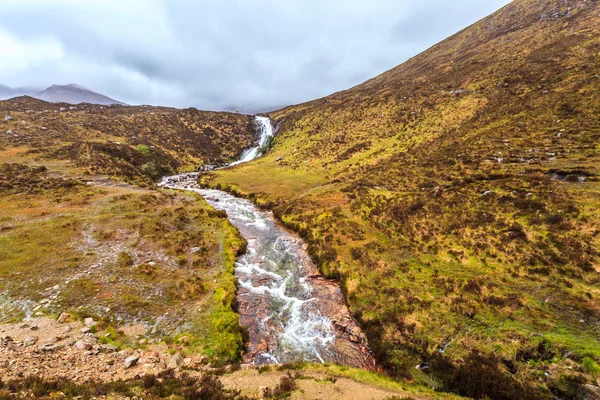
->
[349,326,362,342]
[578,384,600,400]
[75,340,92,351]
[81,327,91,334]
[5,130,13,135]
[167,354,183,369]
[84,317,95,327]
[39,343,62,352]
[64,325,72,333]
[23,336,38,346]
[125,356,139,368]
[4,115,14,121]
[58,312,72,323]
[100,344,119,353]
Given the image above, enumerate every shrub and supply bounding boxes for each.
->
[136,144,150,155]
[116,251,134,268]
[582,357,600,378]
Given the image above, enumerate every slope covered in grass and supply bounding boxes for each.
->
[0,98,255,365]
[0,96,255,186]
[204,0,600,398]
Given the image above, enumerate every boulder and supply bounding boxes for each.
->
[125,356,139,368]
[167,354,183,369]
[23,336,38,346]
[58,312,72,324]
[349,326,362,342]
[75,340,92,351]
[100,344,119,353]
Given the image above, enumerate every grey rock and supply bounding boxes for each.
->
[23,336,38,346]
[4,115,14,121]
[75,340,92,351]
[100,344,119,353]
[168,354,183,369]
[125,356,139,368]
[5,130,13,135]
[81,327,91,334]
[84,317,95,327]
[38,343,63,352]
[577,384,600,400]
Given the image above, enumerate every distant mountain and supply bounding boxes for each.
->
[0,84,125,105]
[0,84,36,100]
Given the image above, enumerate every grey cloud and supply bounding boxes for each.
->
[0,0,512,112]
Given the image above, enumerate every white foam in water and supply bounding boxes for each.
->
[230,116,274,166]
[157,125,376,368]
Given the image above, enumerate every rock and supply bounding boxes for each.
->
[168,354,183,369]
[349,326,362,342]
[75,340,92,351]
[100,344,119,353]
[81,327,91,334]
[84,317,96,327]
[58,312,72,323]
[6,130,13,135]
[59,107,67,112]
[4,115,14,121]
[19,323,30,329]
[578,384,600,400]
[125,356,139,368]
[23,336,38,346]
[30,326,38,331]
[276,156,282,162]
[39,343,62,352]
[64,325,72,333]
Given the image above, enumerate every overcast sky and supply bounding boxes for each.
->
[0,0,511,111]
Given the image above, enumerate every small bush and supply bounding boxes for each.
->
[116,251,134,268]
[582,357,600,378]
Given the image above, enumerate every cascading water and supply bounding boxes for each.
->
[159,116,377,369]
[230,116,274,166]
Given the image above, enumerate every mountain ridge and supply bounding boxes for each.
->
[0,83,125,105]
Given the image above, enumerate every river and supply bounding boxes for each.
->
[159,116,376,369]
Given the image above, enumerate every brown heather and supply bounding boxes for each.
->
[203,0,600,398]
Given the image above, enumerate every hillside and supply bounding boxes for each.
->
[0,96,255,186]
[0,97,257,373]
[0,84,124,105]
[203,0,600,398]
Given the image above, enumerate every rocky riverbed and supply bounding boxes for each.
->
[160,173,377,370]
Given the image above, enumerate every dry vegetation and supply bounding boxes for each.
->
[203,0,600,398]
[0,96,255,186]
[0,99,256,365]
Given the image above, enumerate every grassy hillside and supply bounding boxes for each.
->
[0,98,255,365]
[203,0,600,398]
[0,96,255,186]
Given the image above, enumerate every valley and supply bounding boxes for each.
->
[0,0,599,399]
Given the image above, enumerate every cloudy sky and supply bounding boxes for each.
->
[0,0,511,111]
